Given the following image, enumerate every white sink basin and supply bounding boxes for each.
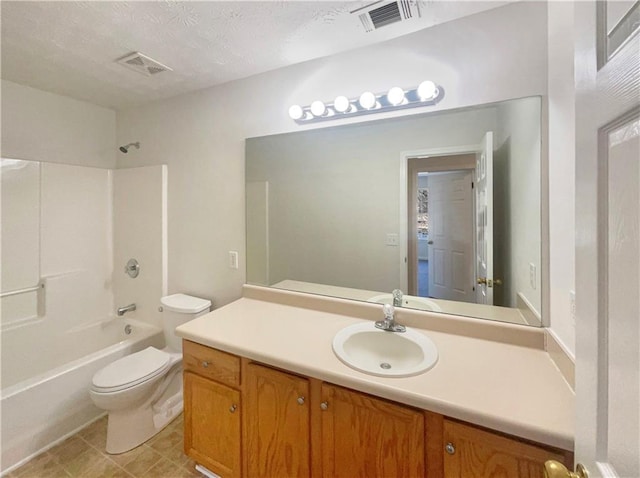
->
[332,322,438,377]
[368,294,442,312]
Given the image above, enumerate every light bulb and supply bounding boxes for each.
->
[310,100,326,117]
[334,95,351,113]
[359,91,377,110]
[417,81,437,100]
[288,104,304,120]
[387,86,405,106]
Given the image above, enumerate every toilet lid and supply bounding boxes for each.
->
[92,347,171,392]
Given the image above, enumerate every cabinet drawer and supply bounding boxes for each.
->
[182,340,240,387]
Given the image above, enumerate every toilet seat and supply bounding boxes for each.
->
[92,347,172,393]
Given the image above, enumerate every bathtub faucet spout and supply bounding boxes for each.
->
[117,303,136,316]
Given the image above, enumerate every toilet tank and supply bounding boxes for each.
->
[160,294,212,352]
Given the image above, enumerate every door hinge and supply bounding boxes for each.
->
[471,181,474,189]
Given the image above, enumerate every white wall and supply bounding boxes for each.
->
[1,80,116,168]
[116,2,549,308]
[547,2,576,356]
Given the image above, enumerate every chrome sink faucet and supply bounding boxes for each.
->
[375,304,406,333]
[392,289,403,307]
[117,303,136,316]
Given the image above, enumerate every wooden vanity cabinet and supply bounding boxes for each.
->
[442,419,572,478]
[244,362,311,478]
[319,383,425,478]
[184,372,242,477]
[183,341,242,478]
[182,340,572,478]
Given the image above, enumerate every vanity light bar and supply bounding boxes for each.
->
[288,81,444,123]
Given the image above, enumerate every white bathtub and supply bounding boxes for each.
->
[0,318,164,473]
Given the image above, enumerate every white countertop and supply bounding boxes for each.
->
[176,295,574,451]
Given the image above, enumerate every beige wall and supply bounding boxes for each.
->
[547,1,576,356]
[494,97,542,314]
[116,2,549,309]
[1,80,116,168]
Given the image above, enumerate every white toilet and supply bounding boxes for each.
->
[89,293,211,454]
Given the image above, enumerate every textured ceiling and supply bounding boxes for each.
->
[1,1,508,110]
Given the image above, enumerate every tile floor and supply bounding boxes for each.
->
[6,414,200,478]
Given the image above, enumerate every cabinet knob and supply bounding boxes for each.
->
[202,361,209,368]
[229,404,237,413]
[320,401,329,411]
[445,442,455,455]
[297,396,305,405]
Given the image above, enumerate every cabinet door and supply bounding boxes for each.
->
[245,363,310,478]
[320,383,425,478]
[184,372,241,478]
[443,419,570,478]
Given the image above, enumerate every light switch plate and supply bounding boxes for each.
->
[529,263,536,289]
[570,290,576,325]
[386,233,399,246]
[229,251,239,269]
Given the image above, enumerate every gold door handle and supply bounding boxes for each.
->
[477,278,503,287]
[544,461,589,478]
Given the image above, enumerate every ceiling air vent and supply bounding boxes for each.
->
[116,52,173,77]
[355,0,421,32]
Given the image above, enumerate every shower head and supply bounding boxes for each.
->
[119,142,140,153]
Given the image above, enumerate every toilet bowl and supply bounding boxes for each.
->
[89,294,211,454]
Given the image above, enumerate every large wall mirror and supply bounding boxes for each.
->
[246,96,544,327]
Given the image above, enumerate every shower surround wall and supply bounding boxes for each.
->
[0,160,167,471]
[1,162,113,348]
[113,166,168,329]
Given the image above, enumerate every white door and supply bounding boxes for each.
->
[474,132,494,305]
[574,1,640,477]
[427,170,474,302]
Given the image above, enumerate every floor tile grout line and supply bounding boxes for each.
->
[116,444,162,478]
[77,421,179,478]
[75,433,136,478]
[11,415,193,478]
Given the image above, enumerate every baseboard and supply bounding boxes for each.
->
[545,329,575,390]
[517,292,542,327]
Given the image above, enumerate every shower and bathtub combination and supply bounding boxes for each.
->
[0,157,187,473]
[1,318,164,471]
